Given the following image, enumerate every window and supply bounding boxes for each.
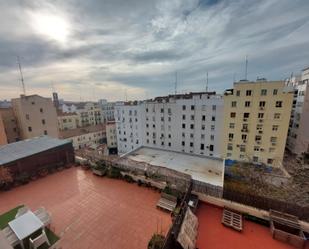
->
[160,108,164,113]
[161,141,164,146]
[182,115,186,120]
[273,89,278,95]
[191,105,194,110]
[255,135,261,141]
[168,142,171,147]
[228,133,234,139]
[209,145,214,151]
[211,125,215,131]
[253,156,258,162]
[267,159,273,164]
[210,135,214,141]
[272,125,279,131]
[230,112,236,118]
[42,119,45,125]
[168,117,171,122]
[40,108,43,113]
[261,89,267,96]
[182,105,186,110]
[212,105,216,111]
[28,126,32,132]
[244,113,250,118]
[190,133,194,138]
[231,101,237,107]
[190,142,194,147]
[236,90,240,96]
[202,105,206,111]
[182,132,185,138]
[201,134,205,139]
[211,116,215,121]
[274,113,281,119]
[168,108,171,114]
[258,113,264,119]
[26,114,30,120]
[227,143,233,151]
[259,101,266,107]
[161,117,164,121]
[153,124,155,128]
[254,146,260,151]
[276,101,282,108]
[200,144,205,150]
[44,130,48,135]
[246,90,252,96]
[191,115,194,120]
[146,108,148,113]
[240,145,246,152]
[190,124,194,129]
[201,125,205,130]
[182,124,186,129]
[245,101,251,107]
[182,141,185,146]
[202,115,206,121]
[270,137,277,143]
[242,134,247,140]
[229,123,235,129]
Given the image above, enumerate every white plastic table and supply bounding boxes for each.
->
[8,211,43,249]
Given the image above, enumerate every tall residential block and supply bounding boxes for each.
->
[286,67,309,155]
[0,113,7,145]
[11,95,59,139]
[223,80,293,167]
[115,92,224,157]
[0,107,20,143]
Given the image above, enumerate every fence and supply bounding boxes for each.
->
[192,179,223,198]
[223,189,309,221]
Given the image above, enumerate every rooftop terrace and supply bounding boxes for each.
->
[0,167,171,249]
[124,147,224,187]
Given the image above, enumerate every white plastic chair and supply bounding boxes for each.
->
[15,206,29,218]
[33,207,46,217]
[29,229,50,249]
[5,232,19,247]
[2,226,13,237]
[38,212,51,227]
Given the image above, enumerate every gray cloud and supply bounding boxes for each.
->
[0,0,308,101]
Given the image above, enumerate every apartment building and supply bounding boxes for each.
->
[115,101,145,154]
[0,107,19,143]
[59,124,106,150]
[286,67,309,156]
[0,113,7,145]
[223,80,293,167]
[99,99,116,122]
[60,102,102,127]
[11,95,59,139]
[115,92,224,157]
[106,121,117,151]
[57,111,79,131]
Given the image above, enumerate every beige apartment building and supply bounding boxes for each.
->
[0,113,7,145]
[223,80,293,167]
[57,111,79,131]
[106,121,117,149]
[0,107,20,143]
[12,95,59,139]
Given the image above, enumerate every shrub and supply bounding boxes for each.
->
[148,234,165,249]
[107,167,122,179]
[123,174,134,183]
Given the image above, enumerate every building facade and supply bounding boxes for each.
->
[115,92,224,157]
[59,124,106,150]
[99,99,116,122]
[0,108,20,143]
[11,95,59,139]
[106,121,117,153]
[0,113,7,145]
[286,67,309,156]
[115,101,145,154]
[223,80,293,167]
[57,111,79,131]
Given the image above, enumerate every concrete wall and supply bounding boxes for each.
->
[0,113,7,145]
[0,108,20,143]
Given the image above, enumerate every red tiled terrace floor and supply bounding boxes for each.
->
[0,167,171,249]
[196,202,309,249]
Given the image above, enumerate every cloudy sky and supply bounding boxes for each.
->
[0,0,308,101]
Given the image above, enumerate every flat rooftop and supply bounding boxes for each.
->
[125,147,224,187]
[196,203,305,249]
[0,167,171,249]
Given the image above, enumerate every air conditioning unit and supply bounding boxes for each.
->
[258,130,263,134]
[236,145,240,148]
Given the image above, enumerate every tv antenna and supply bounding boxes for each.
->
[17,56,26,95]
[174,71,178,95]
[245,55,248,80]
[206,71,209,92]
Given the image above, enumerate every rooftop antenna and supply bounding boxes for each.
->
[17,56,26,95]
[174,71,178,95]
[245,55,248,80]
[206,71,209,92]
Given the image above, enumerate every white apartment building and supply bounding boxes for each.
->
[287,67,309,156]
[115,101,145,154]
[115,92,224,157]
[99,99,116,122]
